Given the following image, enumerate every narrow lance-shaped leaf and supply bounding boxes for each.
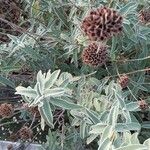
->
[45,70,60,89]
[39,100,54,128]
[15,86,37,98]
[50,98,83,110]
[44,88,65,97]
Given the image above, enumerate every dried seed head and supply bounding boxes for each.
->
[28,106,40,118]
[139,8,150,24]
[0,103,14,118]
[7,144,13,150]
[81,6,123,41]
[118,74,129,89]
[138,100,149,110]
[19,126,33,140]
[81,43,107,67]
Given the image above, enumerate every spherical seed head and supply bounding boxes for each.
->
[81,6,123,41]
[19,126,33,140]
[139,8,150,24]
[118,74,129,89]
[7,144,13,150]
[81,43,107,67]
[0,103,14,118]
[138,100,149,110]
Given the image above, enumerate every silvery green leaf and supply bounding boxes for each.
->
[30,96,44,106]
[115,144,147,150]
[35,82,42,96]
[141,121,150,129]
[80,121,86,139]
[71,118,80,126]
[45,70,60,89]
[15,86,37,98]
[44,88,65,97]
[89,123,107,134]
[143,138,150,149]
[39,100,54,128]
[37,70,45,93]
[86,109,99,124]
[87,134,99,145]
[126,102,139,111]
[98,138,112,150]
[41,115,45,131]
[50,98,83,109]
[115,91,126,108]
[100,125,114,144]
[130,133,139,144]
[115,122,141,132]
[108,102,119,125]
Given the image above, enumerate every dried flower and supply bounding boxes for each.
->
[81,6,123,41]
[19,126,33,140]
[0,103,14,118]
[28,106,40,117]
[81,43,107,67]
[7,144,13,150]
[138,100,149,110]
[139,8,150,24]
[118,74,129,89]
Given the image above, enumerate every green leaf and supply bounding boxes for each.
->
[89,123,107,134]
[100,125,114,144]
[144,138,150,148]
[115,144,147,150]
[39,100,54,128]
[37,70,45,94]
[45,70,60,89]
[126,102,139,111]
[108,102,119,125]
[98,138,112,150]
[87,134,99,145]
[15,86,37,98]
[86,109,100,124]
[44,88,65,97]
[0,76,15,88]
[80,121,86,139]
[50,98,83,110]
[115,122,141,132]
[130,133,139,144]
[141,121,150,129]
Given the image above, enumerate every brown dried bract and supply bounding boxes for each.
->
[81,43,107,67]
[0,103,14,118]
[118,74,129,89]
[139,8,150,24]
[81,6,123,41]
[19,126,33,140]
[28,106,40,118]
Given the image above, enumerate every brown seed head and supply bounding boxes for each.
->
[19,126,33,140]
[139,8,150,24]
[118,74,129,89]
[81,6,123,41]
[0,103,14,118]
[7,144,13,150]
[81,43,107,67]
[28,106,40,117]
[138,100,149,110]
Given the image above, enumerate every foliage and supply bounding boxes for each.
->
[0,0,150,150]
